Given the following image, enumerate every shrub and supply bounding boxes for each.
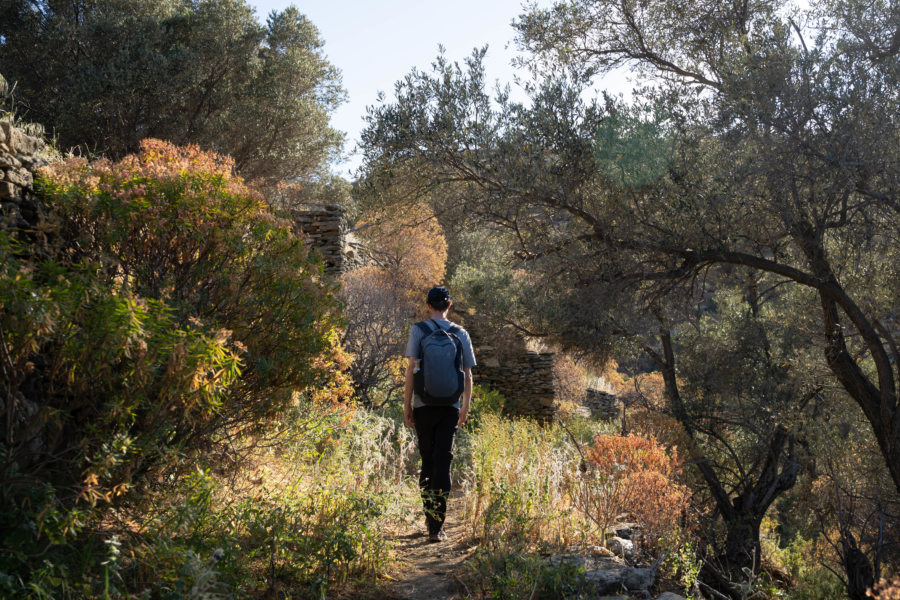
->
[466,546,588,600]
[870,577,900,600]
[339,202,448,402]
[0,139,349,597]
[459,414,584,548]
[114,399,415,599]
[578,433,689,553]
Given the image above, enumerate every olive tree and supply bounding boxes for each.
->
[357,1,900,593]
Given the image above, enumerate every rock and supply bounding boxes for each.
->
[612,523,637,540]
[0,154,21,169]
[548,554,589,570]
[560,556,657,595]
[623,566,656,591]
[20,155,49,171]
[3,168,32,188]
[609,536,636,559]
[591,545,615,557]
[656,593,686,600]
[0,181,18,200]
[11,131,43,155]
[583,564,630,594]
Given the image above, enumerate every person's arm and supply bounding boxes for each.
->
[403,356,416,428]
[457,367,473,428]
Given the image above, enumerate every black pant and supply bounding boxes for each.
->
[413,405,459,534]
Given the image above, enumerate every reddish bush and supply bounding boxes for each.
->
[578,433,689,551]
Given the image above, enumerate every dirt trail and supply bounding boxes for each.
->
[386,495,475,600]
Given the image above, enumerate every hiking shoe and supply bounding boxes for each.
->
[428,530,447,543]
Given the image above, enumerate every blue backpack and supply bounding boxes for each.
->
[414,319,465,406]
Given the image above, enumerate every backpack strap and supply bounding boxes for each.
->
[415,320,435,359]
[415,320,435,336]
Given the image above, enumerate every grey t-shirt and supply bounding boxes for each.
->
[405,318,476,409]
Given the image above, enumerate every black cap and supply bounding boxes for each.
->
[427,286,451,307]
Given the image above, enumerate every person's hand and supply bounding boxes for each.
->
[404,405,415,428]
[456,409,468,429]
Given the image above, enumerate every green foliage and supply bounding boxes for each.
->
[465,385,506,429]
[459,414,586,548]
[135,474,389,599]
[663,533,703,596]
[95,398,419,599]
[594,107,675,188]
[789,570,847,600]
[0,140,349,597]
[467,547,588,600]
[0,0,344,183]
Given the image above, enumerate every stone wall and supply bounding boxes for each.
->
[0,121,49,232]
[477,349,557,422]
[460,312,558,422]
[585,388,621,422]
[292,205,347,275]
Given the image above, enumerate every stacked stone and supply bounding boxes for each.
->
[342,232,370,272]
[463,318,558,422]
[585,388,621,421]
[0,121,49,232]
[293,204,347,275]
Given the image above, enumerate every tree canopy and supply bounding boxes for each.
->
[358,0,900,594]
[0,0,345,184]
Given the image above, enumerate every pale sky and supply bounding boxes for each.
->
[249,1,631,176]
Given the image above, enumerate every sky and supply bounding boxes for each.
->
[248,1,630,175]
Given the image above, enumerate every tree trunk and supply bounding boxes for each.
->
[722,512,763,575]
[841,530,875,600]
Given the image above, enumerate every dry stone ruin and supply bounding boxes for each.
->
[585,388,622,422]
[289,205,566,421]
[454,311,558,422]
[0,121,49,233]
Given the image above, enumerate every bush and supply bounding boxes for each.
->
[458,414,584,548]
[466,546,588,600]
[577,433,689,554]
[102,397,418,599]
[0,140,350,597]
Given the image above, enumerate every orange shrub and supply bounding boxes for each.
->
[357,203,447,303]
[870,577,900,600]
[554,354,588,414]
[578,433,689,551]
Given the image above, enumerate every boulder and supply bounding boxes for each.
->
[609,536,635,559]
[656,593,687,600]
[0,181,17,200]
[557,556,657,595]
[612,523,638,540]
[622,566,656,591]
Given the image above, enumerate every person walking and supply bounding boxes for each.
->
[403,286,475,542]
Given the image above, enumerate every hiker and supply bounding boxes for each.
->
[403,286,475,542]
